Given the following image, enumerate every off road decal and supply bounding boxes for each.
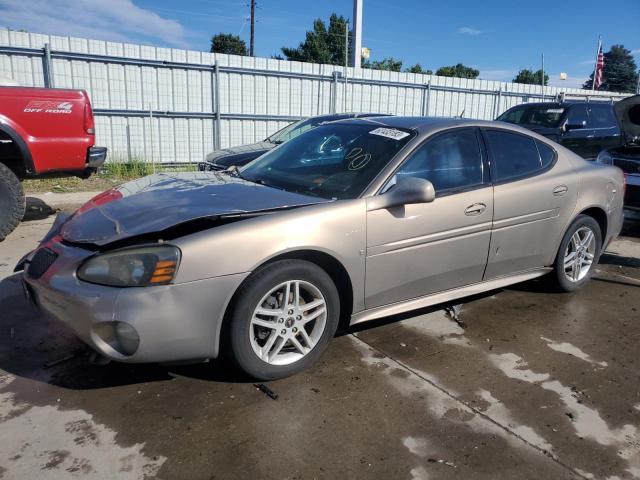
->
[24,100,73,114]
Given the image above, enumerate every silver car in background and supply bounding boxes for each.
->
[18,117,625,380]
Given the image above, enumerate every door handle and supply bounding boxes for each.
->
[553,185,568,196]
[464,203,486,216]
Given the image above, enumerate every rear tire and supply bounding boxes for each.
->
[550,215,602,292]
[228,260,340,380]
[0,162,25,241]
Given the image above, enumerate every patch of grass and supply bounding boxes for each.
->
[23,158,198,194]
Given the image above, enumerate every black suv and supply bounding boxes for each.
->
[497,100,620,160]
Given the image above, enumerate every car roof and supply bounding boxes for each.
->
[329,115,555,138]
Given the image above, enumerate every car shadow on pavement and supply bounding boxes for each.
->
[599,252,640,269]
[0,274,252,390]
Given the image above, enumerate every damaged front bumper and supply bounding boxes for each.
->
[18,221,248,364]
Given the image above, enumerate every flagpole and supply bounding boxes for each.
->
[592,35,601,91]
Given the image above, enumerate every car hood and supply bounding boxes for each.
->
[614,94,640,145]
[60,172,329,246]
[205,141,274,166]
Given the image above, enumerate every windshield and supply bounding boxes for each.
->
[497,105,566,128]
[242,123,415,200]
[266,117,325,144]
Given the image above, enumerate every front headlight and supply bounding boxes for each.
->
[596,150,614,165]
[77,245,181,287]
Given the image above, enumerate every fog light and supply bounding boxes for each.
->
[93,321,140,356]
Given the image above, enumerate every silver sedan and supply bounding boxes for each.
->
[18,117,625,379]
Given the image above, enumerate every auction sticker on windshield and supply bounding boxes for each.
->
[369,128,410,140]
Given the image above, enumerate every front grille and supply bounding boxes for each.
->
[27,248,58,279]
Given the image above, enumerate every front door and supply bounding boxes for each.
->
[365,128,493,309]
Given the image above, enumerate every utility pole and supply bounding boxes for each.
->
[351,0,363,68]
[249,0,256,56]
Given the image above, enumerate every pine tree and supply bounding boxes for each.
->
[583,45,638,93]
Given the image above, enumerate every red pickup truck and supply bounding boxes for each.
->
[0,87,106,240]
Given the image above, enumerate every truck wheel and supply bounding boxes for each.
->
[0,162,25,241]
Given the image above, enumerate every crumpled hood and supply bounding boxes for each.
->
[60,172,328,246]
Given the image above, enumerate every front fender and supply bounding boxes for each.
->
[172,199,368,313]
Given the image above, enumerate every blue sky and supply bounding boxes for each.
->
[2,0,639,88]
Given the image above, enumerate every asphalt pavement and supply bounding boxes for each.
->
[0,195,639,480]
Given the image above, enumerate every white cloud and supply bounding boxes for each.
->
[457,26,483,36]
[631,49,640,55]
[0,0,188,47]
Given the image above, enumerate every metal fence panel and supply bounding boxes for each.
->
[0,27,628,164]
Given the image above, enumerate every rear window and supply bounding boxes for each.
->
[485,130,545,182]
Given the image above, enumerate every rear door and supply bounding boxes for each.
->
[560,104,594,158]
[586,104,621,157]
[482,129,578,279]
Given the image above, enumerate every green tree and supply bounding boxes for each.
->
[405,63,433,74]
[513,68,549,86]
[583,45,638,93]
[210,33,247,55]
[435,63,479,79]
[281,13,350,65]
[363,57,403,72]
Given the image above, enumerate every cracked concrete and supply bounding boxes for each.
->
[0,201,639,479]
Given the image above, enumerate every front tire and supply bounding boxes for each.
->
[551,215,602,292]
[228,260,340,380]
[0,163,25,241]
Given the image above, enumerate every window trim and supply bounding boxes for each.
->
[481,127,558,185]
[376,127,492,198]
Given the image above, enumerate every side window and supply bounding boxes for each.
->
[536,140,556,169]
[566,105,589,126]
[392,129,484,193]
[588,105,616,129]
[485,130,543,182]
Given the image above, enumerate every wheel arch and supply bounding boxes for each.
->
[577,206,608,246]
[217,249,355,357]
[0,120,34,176]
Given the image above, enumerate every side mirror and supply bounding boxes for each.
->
[564,120,587,132]
[367,177,436,212]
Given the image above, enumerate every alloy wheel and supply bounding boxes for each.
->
[563,226,596,282]
[249,280,327,365]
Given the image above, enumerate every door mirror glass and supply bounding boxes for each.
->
[368,177,435,211]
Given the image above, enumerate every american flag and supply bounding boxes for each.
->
[594,41,604,89]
